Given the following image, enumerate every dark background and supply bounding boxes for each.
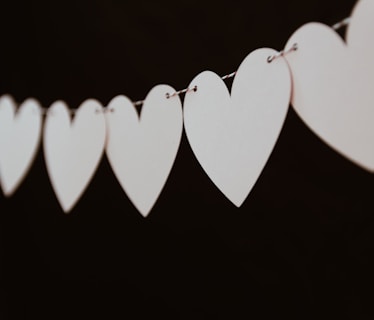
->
[1,0,373,319]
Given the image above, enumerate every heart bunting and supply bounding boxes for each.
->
[183,48,291,207]
[1,0,373,215]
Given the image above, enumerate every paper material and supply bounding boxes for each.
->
[106,85,183,217]
[285,0,374,171]
[183,48,291,207]
[105,85,183,217]
[0,95,42,196]
[43,100,106,213]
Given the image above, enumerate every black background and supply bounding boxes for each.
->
[1,0,373,319]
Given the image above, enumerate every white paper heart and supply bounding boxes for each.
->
[43,100,106,213]
[0,95,42,196]
[105,85,183,217]
[183,48,291,207]
[284,0,374,171]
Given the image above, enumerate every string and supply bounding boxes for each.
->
[31,16,350,115]
[266,17,351,63]
[332,17,351,30]
[156,16,351,105]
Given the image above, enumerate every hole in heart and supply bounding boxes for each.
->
[166,86,197,100]
[104,107,114,113]
[45,109,54,117]
[267,43,298,64]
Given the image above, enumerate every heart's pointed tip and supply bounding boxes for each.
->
[139,212,150,218]
[2,184,16,197]
[231,198,245,208]
[137,206,152,218]
[223,191,247,208]
[3,190,15,198]
[60,201,75,214]
[62,208,73,215]
[127,194,157,218]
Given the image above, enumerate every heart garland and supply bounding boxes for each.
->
[0,0,373,216]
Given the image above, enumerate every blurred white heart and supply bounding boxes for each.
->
[43,100,106,213]
[0,95,42,196]
[285,0,374,171]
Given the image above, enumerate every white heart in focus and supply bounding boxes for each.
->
[183,48,291,207]
[43,100,106,213]
[0,95,42,196]
[284,0,374,171]
[105,85,183,217]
